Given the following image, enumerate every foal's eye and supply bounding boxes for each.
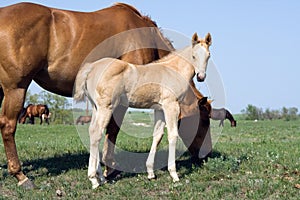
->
[192,55,195,59]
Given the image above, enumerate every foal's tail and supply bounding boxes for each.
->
[73,63,94,102]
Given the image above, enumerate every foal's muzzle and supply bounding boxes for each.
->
[197,73,206,82]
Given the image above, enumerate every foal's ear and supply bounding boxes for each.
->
[198,97,208,106]
[205,33,212,46]
[192,32,199,46]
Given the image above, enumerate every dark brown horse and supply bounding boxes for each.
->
[211,108,237,127]
[76,116,92,125]
[19,104,50,125]
[0,2,211,188]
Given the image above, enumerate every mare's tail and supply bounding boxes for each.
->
[73,63,94,102]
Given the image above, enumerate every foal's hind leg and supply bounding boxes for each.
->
[88,107,112,189]
[102,105,127,178]
[146,110,165,179]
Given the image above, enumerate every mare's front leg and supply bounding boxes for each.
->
[88,107,112,189]
[146,110,165,179]
[0,88,35,189]
[163,102,180,182]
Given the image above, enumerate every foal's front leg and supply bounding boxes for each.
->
[88,107,112,189]
[163,102,180,182]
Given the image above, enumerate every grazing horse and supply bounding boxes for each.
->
[0,2,211,189]
[211,108,237,127]
[19,104,50,125]
[74,33,212,188]
[76,116,92,125]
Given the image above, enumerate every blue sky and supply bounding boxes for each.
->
[1,0,299,113]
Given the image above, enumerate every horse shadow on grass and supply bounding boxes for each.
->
[0,152,89,180]
[0,149,223,182]
[106,149,223,181]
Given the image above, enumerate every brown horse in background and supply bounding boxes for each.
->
[19,104,50,125]
[76,116,92,125]
[211,108,237,127]
[0,2,211,188]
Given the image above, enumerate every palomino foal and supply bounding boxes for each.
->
[74,33,212,189]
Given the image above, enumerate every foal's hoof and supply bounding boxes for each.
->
[18,178,37,190]
[172,176,180,182]
[147,174,157,180]
[169,172,180,182]
[147,171,156,180]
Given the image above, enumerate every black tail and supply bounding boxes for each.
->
[44,104,50,115]
[18,107,28,123]
[0,87,3,108]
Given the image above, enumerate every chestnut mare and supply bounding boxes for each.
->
[74,33,212,188]
[0,2,211,188]
[19,104,50,125]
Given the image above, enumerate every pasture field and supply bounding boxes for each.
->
[0,112,300,199]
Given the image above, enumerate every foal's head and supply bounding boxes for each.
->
[191,33,212,82]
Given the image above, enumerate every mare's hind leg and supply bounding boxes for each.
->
[0,88,35,188]
[102,105,127,178]
[88,107,112,189]
[146,110,165,179]
[162,102,180,182]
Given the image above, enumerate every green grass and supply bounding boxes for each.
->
[0,115,300,199]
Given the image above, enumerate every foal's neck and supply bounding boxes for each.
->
[157,46,195,80]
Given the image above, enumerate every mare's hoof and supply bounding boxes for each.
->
[18,178,37,190]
